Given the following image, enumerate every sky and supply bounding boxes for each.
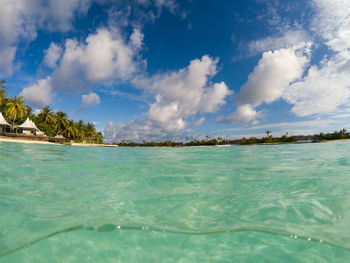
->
[1,0,350,142]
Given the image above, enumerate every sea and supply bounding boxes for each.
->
[0,141,350,262]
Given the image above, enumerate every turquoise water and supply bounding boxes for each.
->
[1,141,350,262]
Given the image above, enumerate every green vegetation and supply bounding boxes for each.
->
[114,137,227,147]
[5,96,28,131]
[240,135,296,145]
[0,80,103,143]
[115,140,182,147]
[318,129,350,141]
[184,138,226,146]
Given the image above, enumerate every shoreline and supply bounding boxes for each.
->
[0,137,61,145]
[70,142,118,147]
[1,136,350,148]
[0,137,118,147]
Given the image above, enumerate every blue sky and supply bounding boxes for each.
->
[1,0,350,142]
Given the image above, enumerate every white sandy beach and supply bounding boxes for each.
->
[0,137,119,147]
[0,137,59,145]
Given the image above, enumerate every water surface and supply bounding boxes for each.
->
[1,141,350,262]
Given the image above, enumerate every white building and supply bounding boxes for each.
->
[18,117,45,136]
[0,112,10,133]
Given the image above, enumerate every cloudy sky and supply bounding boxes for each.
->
[1,0,350,142]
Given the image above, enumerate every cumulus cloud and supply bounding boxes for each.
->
[227,0,350,124]
[224,105,260,123]
[225,45,309,123]
[141,55,231,131]
[81,92,101,109]
[51,27,142,92]
[200,82,232,113]
[17,0,184,121]
[281,0,350,117]
[0,0,181,77]
[0,0,92,76]
[103,119,184,143]
[43,43,63,69]
[104,55,232,142]
[283,60,350,117]
[24,25,143,99]
[20,77,53,108]
[238,46,309,107]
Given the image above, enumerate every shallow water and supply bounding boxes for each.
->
[1,141,350,262]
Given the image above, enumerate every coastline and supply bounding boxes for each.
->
[0,136,61,145]
[0,137,118,147]
[70,142,118,147]
[2,136,350,148]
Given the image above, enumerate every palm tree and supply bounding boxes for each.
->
[66,120,79,139]
[5,96,27,131]
[265,130,271,137]
[54,111,68,136]
[38,106,55,124]
[0,80,8,107]
[85,122,96,137]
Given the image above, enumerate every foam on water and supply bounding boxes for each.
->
[1,141,350,262]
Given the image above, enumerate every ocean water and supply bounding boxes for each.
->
[0,141,350,262]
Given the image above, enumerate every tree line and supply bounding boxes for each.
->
[113,130,350,147]
[0,80,103,143]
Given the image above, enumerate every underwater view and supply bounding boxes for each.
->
[1,141,350,262]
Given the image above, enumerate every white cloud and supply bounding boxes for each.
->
[81,92,101,109]
[224,105,260,123]
[141,55,231,131]
[283,60,350,117]
[51,27,142,92]
[228,0,350,124]
[103,119,184,143]
[43,43,63,69]
[147,99,185,132]
[248,30,309,55]
[130,28,144,49]
[200,82,232,113]
[20,77,53,108]
[104,55,232,142]
[280,0,350,117]
[192,117,205,128]
[311,0,350,53]
[0,0,179,77]
[225,45,309,123]
[83,28,138,82]
[0,0,92,76]
[238,46,309,107]
[26,25,143,96]
[33,109,41,116]
[154,0,177,14]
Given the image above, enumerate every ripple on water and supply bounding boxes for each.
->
[1,141,350,262]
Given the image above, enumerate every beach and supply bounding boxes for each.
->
[0,137,119,147]
[0,136,59,145]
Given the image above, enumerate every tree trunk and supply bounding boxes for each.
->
[13,117,16,134]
